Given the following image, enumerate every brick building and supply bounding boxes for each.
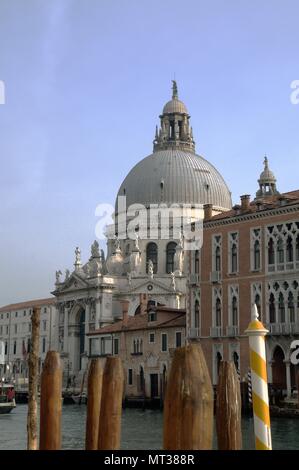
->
[188,158,299,397]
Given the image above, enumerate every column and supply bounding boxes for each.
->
[95,300,101,329]
[285,361,292,398]
[63,307,69,354]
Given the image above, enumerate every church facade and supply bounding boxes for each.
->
[52,82,232,383]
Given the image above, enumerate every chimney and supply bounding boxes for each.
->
[120,299,130,326]
[240,195,251,213]
[203,203,213,221]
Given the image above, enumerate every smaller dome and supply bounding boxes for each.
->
[106,248,124,276]
[258,157,276,183]
[162,98,188,115]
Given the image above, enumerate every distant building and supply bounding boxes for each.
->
[0,298,57,381]
[87,301,185,400]
[187,158,299,397]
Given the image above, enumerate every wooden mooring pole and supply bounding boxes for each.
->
[163,343,214,450]
[85,358,103,450]
[39,351,62,450]
[216,361,242,450]
[98,357,124,450]
[27,306,40,450]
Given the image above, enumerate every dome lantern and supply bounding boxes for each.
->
[153,81,195,153]
[256,156,279,199]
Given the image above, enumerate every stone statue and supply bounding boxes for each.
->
[127,272,132,286]
[134,232,140,251]
[75,247,81,264]
[85,263,90,277]
[114,236,120,252]
[55,270,62,284]
[91,240,100,258]
[148,260,154,279]
[65,269,70,281]
[170,272,176,291]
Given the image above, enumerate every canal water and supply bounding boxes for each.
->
[0,405,298,450]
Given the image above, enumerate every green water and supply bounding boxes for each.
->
[0,405,298,450]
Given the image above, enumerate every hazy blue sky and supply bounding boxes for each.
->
[0,0,299,306]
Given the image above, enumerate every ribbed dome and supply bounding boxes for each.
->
[163,98,188,115]
[117,149,232,211]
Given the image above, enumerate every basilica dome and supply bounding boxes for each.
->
[116,82,232,212]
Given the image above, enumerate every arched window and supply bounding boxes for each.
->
[216,352,222,378]
[268,238,275,265]
[296,235,299,261]
[232,296,238,326]
[278,292,285,323]
[277,238,284,264]
[233,352,239,373]
[254,240,261,270]
[195,250,200,274]
[231,244,238,273]
[288,292,295,323]
[166,242,177,273]
[286,236,293,263]
[255,294,261,317]
[216,298,221,327]
[146,242,158,273]
[215,246,221,272]
[194,300,200,328]
[269,293,276,323]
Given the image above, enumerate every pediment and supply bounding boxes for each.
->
[59,273,90,292]
[127,278,174,295]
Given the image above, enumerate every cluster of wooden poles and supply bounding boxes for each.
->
[27,310,242,450]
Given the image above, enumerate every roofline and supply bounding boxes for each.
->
[0,297,55,313]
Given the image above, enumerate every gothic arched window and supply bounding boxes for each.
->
[286,236,293,263]
[277,238,284,264]
[194,300,200,329]
[146,242,158,273]
[255,294,261,317]
[231,244,238,273]
[268,238,275,265]
[278,292,285,323]
[254,240,261,270]
[195,250,200,274]
[288,292,295,323]
[216,298,221,327]
[215,246,221,272]
[269,293,276,323]
[232,296,238,326]
[296,235,299,261]
[166,242,177,273]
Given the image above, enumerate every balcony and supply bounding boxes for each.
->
[188,327,200,339]
[226,326,239,337]
[210,326,222,338]
[210,271,221,284]
[266,323,299,335]
[189,274,200,285]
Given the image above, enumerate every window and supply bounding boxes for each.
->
[13,341,17,355]
[216,298,221,327]
[44,308,47,314]
[166,242,177,273]
[146,242,158,273]
[229,232,238,273]
[194,300,200,328]
[161,333,168,352]
[175,331,182,348]
[149,332,155,343]
[215,246,221,272]
[148,310,157,322]
[42,337,46,353]
[195,250,200,274]
[133,338,143,354]
[278,293,285,323]
[254,241,261,270]
[113,338,119,355]
[268,238,275,265]
[43,320,47,331]
[14,324,17,334]
[213,235,222,272]
[269,293,276,323]
[28,323,31,333]
[15,311,18,318]
[128,369,133,385]
[0,326,2,335]
[23,310,26,317]
[232,296,238,326]
[286,236,293,262]
[27,338,31,353]
[277,238,284,264]
[255,294,261,317]
[6,326,9,335]
[7,313,9,319]
[4,342,7,355]
[288,292,295,323]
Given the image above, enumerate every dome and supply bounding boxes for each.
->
[163,98,188,115]
[117,149,232,211]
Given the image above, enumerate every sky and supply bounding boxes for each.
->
[0,0,299,306]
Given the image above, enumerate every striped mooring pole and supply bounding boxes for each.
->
[245,304,272,450]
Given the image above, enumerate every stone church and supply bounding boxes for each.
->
[53,82,232,381]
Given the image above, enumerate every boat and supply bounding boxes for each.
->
[71,392,87,405]
[0,384,17,414]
